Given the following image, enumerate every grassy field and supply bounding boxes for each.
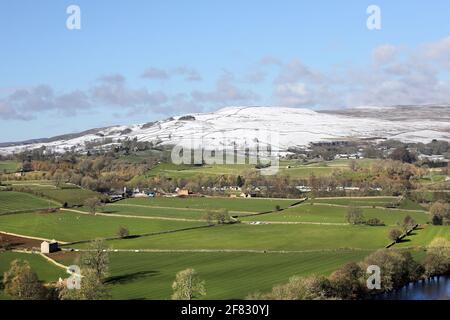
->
[118,197,299,213]
[0,211,207,242]
[54,251,371,300]
[0,191,59,214]
[145,159,376,179]
[31,187,100,207]
[0,161,19,173]
[7,180,56,186]
[0,251,65,282]
[6,182,101,207]
[397,225,450,248]
[87,223,393,251]
[0,181,447,300]
[241,204,430,226]
[311,197,400,207]
[92,204,210,220]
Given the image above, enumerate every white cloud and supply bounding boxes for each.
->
[275,83,313,107]
[270,36,450,108]
[141,67,170,80]
[191,72,259,104]
[424,36,450,69]
[141,66,202,81]
[372,44,399,65]
[0,85,91,120]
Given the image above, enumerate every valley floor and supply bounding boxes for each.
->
[0,187,447,299]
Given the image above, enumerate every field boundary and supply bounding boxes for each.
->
[0,207,61,217]
[242,221,349,226]
[235,198,308,218]
[109,203,255,215]
[61,223,215,246]
[61,208,206,222]
[62,247,376,254]
[307,202,428,213]
[0,230,68,244]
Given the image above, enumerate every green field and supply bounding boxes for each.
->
[145,159,376,179]
[34,188,100,207]
[6,182,101,207]
[88,223,391,251]
[241,204,430,226]
[0,211,206,242]
[0,185,448,300]
[311,197,400,207]
[0,191,59,214]
[54,251,371,300]
[0,161,19,173]
[117,197,298,213]
[397,225,450,248]
[0,251,65,282]
[92,204,209,220]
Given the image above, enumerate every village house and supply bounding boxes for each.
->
[176,188,190,196]
[418,154,448,163]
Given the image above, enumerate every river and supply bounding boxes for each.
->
[377,276,449,300]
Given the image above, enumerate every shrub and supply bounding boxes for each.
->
[117,226,130,238]
[346,206,365,225]
[366,218,385,226]
[388,229,403,242]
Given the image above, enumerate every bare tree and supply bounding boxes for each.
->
[346,206,365,225]
[84,197,102,215]
[388,229,403,242]
[117,226,130,238]
[81,238,109,280]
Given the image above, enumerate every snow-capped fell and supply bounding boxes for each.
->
[1,106,449,154]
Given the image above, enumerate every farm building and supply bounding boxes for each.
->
[41,240,59,253]
[177,189,190,196]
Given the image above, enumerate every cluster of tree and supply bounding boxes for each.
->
[345,207,385,226]
[2,260,50,300]
[113,138,156,155]
[411,140,450,157]
[389,147,417,164]
[203,209,234,225]
[387,215,417,242]
[305,142,360,161]
[247,239,450,300]
[429,201,450,225]
[289,139,449,164]
[3,239,110,300]
[0,149,443,200]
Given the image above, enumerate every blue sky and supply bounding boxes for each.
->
[1,0,450,141]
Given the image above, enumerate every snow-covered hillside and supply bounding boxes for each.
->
[1,106,449,154]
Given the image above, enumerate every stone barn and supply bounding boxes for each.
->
[41,240,59,253]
